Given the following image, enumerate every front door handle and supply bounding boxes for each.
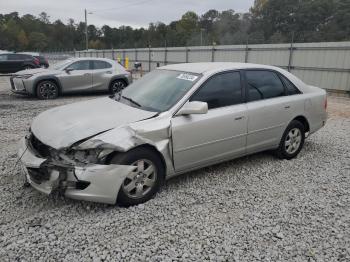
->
[235,116,244,120]
[284,105,291,109]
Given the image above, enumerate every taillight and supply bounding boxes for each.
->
[324,96,327,110]
[34,58,40,65]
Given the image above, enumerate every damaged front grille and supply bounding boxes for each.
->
[27,168,50,184]
[30,134,53,158]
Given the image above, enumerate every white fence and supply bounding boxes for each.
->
[45,41,350,94]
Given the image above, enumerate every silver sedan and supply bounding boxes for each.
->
[10,58,132,99]
[18,62,327,206]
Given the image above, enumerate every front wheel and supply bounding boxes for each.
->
[109,79,127,95]
[275,120,305,160]
[109,147,164,206]
[36,80,59,100]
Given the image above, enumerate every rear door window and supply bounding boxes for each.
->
[92,60,112,69]
[279,74,302,95]
[68,60,91,70]
[245,70,286,102]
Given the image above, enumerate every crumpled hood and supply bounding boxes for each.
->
[31,97,157,149]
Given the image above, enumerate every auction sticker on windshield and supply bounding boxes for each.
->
[177,73,198,82]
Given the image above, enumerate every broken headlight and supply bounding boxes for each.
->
[64,149,114,165]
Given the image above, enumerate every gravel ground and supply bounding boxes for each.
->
[0,76,349,261]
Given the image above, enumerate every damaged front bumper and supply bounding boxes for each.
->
[18,137,135,204]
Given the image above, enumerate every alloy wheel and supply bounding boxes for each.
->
[111,81,125,94]
[285,127,302,154]
[38,82,58,99]
[122,159,157,199]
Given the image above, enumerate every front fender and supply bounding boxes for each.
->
[74,113,176,177]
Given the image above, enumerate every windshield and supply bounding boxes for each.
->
[115,69,201,112]
[52,59,74,70]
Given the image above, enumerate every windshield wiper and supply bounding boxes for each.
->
[122,96,142,107]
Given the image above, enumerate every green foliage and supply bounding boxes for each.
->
[0,1,349,51]
[28,32,48,50]
[249,0,347,43]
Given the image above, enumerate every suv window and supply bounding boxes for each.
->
[93,60,112,69]
[68,60,91,70]
[0,54,7,61]
[8,54,31,60]
[246,70,286,102]
[190,71,242,109]
[7,54,19,60]
[279,74,301,95]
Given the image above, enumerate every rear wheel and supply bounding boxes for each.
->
[109,79,127,95]
[36,80,59,100]
[275,120,305,160]
[110,147,164,206]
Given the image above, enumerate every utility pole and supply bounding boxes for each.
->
[85,9,88,50]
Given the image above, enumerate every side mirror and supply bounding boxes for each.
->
[176,101,208,116]
[65,67,74,73]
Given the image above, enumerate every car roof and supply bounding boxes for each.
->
[18,52,40,56]
[70,57,116,63]
[159,62,283,74]
[0,53,32,57]
[160,62,309,93]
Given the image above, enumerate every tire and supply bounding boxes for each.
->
[109,147,165,207]
[275,120,305,160]
[109,79,127,95]
[36,80,59,100]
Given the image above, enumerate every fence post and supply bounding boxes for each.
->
[185,46,189,63]
[245,44,249,63]
[164,46,168,65]
[148,47,151,71]
[112,49,115,60]
[211,45,215,62]
[103,50,105,58]
[123,50,126,65]
[288,32,295,72]
[135,48,138,62]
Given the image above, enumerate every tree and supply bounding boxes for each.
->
[17,30,28,49]
[0,2,350,51]
[38,12,50,24]
[28,32,48,50]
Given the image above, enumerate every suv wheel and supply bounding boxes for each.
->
[36,80,59,100]
[109,79,127,95]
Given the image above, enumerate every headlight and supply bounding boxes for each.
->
[65,149,114,164]
[18,74,33,79]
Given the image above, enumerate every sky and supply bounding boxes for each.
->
[0,0,255,28]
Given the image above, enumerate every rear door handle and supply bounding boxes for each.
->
[235,116,244,120]
[284,105,291,109]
